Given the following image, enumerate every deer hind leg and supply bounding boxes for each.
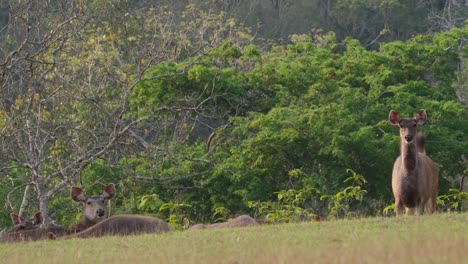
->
[415,203,424,215]
[424,197,436,214]
[395,199,405,216]
[405,207,415,215]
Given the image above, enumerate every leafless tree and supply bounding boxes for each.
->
[0,1,252,224]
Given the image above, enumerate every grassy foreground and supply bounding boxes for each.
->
[1,213,468,264]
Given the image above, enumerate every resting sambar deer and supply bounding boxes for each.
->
[48,183,172,240]
[389,109,439,215]
[10,211,43,231]
[0,212,67,243]
[189,215,259,230]
[72,183,115,231]
[49,214,171,240]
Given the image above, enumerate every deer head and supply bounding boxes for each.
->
[10,211,43,231]
[71,183,115,225]
[389,109,427,143]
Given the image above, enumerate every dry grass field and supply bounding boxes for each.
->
[1,213,468,264]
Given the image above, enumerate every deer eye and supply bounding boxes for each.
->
[87,201,92,205]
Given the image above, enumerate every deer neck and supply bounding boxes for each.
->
[400,139,418,173]
[76,217,97,232]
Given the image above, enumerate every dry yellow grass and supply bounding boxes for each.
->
[1,213,467,264]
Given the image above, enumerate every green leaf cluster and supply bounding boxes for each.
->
[126,23,468,222]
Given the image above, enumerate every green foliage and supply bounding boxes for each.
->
[437,189,468,212]
[383,203,396,216]
[129,22,468,223]
[249,170,368,222]
[320,170,368,218]
[159,202,192,230]
[0,183,13,227]
[1,1,468,228]
[248,187,321,223]
[205,24,468,221]
[139,194,165,213]
[212,206,230,222]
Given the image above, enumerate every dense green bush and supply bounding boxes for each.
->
[1,3,467,228]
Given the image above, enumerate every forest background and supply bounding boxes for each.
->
[0,0,467,228]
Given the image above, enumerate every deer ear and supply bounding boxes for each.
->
[11,213,21,225]
[416,109,427,125]
[389,110,400,125]
[71,186,87,202]
[34,211,43,225]
[101,183,115,200]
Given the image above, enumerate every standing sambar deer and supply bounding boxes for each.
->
[189,215,259,230]
[389,109,439,215]
[72,183,115,232]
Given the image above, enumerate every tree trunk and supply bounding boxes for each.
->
[18,184,33,218]
[37,182,50,226]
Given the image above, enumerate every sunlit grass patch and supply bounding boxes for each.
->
[1,213,468,264]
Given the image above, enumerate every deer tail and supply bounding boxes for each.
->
[416,132,426,154]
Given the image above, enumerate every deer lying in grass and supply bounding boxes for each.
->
[2,183,117,242]
[48,183,171,240]
[10,212,43,230]
[389,109,439,215]
[49,214,171,240]
[0,212,67,243]
[189,215,259,230]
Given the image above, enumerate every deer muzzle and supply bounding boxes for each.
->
[96,208,105,217]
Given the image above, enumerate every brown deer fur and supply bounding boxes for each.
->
[71,183,115,231]
[0,212,68,243]
[47,184,172,240]
[49,215,171,240]
[389,109,439,215]
[189,215,259,230]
